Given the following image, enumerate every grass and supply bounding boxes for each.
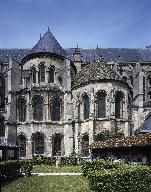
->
[1,176,90,192]
[32,165,82,173]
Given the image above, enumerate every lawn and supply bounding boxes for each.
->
[32,165,82,173]
[1,176,90,192]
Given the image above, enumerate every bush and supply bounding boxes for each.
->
[81,160,151,192]
[0,160,33,183]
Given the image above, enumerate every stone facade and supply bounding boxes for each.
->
[0,29,151,158]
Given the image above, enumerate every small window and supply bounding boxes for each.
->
[51,98,61,121]
[32,67,36,83]
[48,66,55,83]
[83,94,90,120]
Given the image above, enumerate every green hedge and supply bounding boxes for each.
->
[0,160,33,183]
[81,160,151,192]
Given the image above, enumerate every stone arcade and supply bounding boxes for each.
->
[0,29,151,158]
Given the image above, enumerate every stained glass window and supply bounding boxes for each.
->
[18,135,26,157]
[0,115,5,137]
[48,66,55,83]
[51,99,61,121]
[0,77,5,109]
[97,92,106,118]
[52,134,62,156]
[39,64,45,82]
[115,92,123,119]
[83,94,90,120]
[17,98,26,122]
[81,134,89,157]
[33,133,44,155]
[148,76,151,87]
[32,67,36,83]
[33,96,44,121]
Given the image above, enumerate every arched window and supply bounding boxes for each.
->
[52,133,62,156]
[39,64,45,82]
[33,96,44,121]
[81,134,89,157]
[143,76,145,101]
[0,76,5,109]
[32,132,44,155]
[0,115,5,137]
[51,98,61,121]
[97,92,106,118]
[115,92,124,119]
[32,67,36,83]
[95,133,103,142]
[18,135,26,157]
[83,94,90,120]
[148,91,151,100]
[148,76,151,87]
[17,98,26,122]
[122,76,127,82]
[48,66,55,83]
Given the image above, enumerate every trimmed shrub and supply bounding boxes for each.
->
[81,160,151,192]
[0,160,33,183]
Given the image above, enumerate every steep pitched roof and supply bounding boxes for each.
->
[135,117,151,133]
[73,59,121,87]
[31,29,66,56]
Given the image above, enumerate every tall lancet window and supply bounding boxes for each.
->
[115,92,124,119]
[51,98,61,121]
[33,96,44,121]
[17,98,26,122]
[48,66,55,83]
[83,94,90,120]
[32,67,36,83]
[97,92,106,118]
[39,64,45,82]
[32,132,44,155]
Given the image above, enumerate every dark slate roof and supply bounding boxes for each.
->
[73,59,120,87]
[0,47,151,63]
[31,29,66,57]
[65,48,151,62]
[0,49,30,63]
[135,117,151,133]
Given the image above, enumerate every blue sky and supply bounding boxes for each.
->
[0,0,151,48]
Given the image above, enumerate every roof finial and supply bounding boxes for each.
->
[77,44,78,49]
[96,44,99,49]
[40,33,42,39]
[48,26,50,31]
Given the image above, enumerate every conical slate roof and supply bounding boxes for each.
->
[31,29,66,56]
[135,117,151,133]
[73,59,121,87]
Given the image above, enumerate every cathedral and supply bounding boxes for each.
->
[0,29,151,158]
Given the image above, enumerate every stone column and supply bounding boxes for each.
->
[26,138,32,159]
